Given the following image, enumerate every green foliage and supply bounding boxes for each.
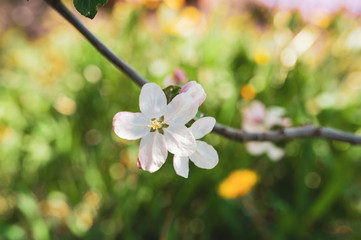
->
[163,85,181,104]
[73,0,108,19]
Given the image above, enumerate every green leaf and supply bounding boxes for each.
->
[73,0,108,19]
[163,85,181,104]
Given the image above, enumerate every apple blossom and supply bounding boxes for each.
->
[242,101,291,161]
[180,81,207,106]
[113,83,199,173]
[173,117,219,178]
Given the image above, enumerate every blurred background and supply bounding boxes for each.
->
[2,0,361,239]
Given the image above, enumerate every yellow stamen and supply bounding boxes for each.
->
[148,119,164,130]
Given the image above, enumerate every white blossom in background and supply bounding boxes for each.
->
[113,83,199,173]
[242,101,291,161]
[173,117,219,178]
[180,81,207,106]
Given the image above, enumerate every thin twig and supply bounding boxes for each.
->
[44,0,361,145]
[44,0,148,87]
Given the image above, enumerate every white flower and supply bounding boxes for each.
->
[180,81,207,106]
[173,117,219,178]
[242,101,291,161]
[113,83,199,173]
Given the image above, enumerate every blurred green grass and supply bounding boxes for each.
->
[2,1,361,239]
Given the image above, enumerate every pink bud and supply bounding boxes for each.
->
[163,68,188,87]
[173,68,187,85]
[180,81,207,106]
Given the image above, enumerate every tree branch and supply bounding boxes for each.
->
[44,0,361,145]
[213,124,361,144]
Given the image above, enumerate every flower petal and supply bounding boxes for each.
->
[164,93,198,125]
[246,142,270,156]
[138,132,168,173]
[246,142,284,161]
[180,81,206,106]
[266,144,284,161]
[164,125,196,156]
[189,141,218,169]
[189,117,216,139]
[173,155,189,178]
[264,107,286,128]
[113,112,150,140]
[242,101,266,131]
[139,83,167,118]
[137,158,143,169]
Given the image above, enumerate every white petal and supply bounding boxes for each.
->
[138,132,168,173]
[246,142,284,161]
[189,141,218,169]
[164,125,196,156]
[180,81,206,106]
[139,83,167,118]
[264,107,286,128]
[173,155,189,178]
[164,93,198,125]
[189,117,216,139]
[113,112,150,140]
[266,144,284,161]
[246,142,270,156]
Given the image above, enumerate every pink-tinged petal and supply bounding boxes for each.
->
[246,142,270,156]
[189,141,218,169]
[180,81,206,106]
[137,158,143,169]
[164,125,196,156]
[139,83,167,118]
[189,117,216,139]
[173,155,189,178]
[243,101,266,126]
[138,132,168,173]
[280,118,292,128]
[266,144,284,161]
[164,93,198,125]
[113,112,150,140]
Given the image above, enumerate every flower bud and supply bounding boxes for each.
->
[163,68,187,87]
[173,68,187,84]
[180,81,206,106]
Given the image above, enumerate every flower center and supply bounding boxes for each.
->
[147,116,168,134]
[148,119,163,130]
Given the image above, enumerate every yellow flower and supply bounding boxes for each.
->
[240,84,256,100]
[253,47,270,65]
[164,0,185,10]
[218,170,259,199]
[143,0,161,10]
